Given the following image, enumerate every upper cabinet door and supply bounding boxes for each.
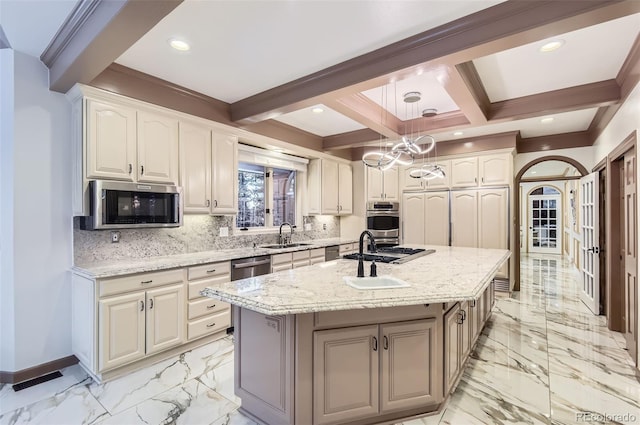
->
[321,160,339,214]
[137,111,179,184]
[306,159,321,215]
[338,163,353,214]
[479,154,511,186]
[367,167,384,201]
[400,165,425,191]
[86,99,137,181]
[212,133,238,214]
[425,160,451,189]
[383,168,399,201]
[451,157,479,188]
[179,122,212,213]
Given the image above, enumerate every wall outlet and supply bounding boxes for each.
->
[110,231,120,243]
[219,226,229,237]
[304,223,312,231]
[322,223,327,230]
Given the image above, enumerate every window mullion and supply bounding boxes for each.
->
[266,167,274,228]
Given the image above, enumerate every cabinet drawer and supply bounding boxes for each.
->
[272,263,293,273]
[339,243,355,254]
[99,269,184,298]
[272,253,292,265]
[292,260,310,269]
[188,310,230,340]
[187,262,231,280]
[310,256,325,265]
[188,275,230,300]
[292,250,309,261]
[309,248,324,259]
[314,304,439,329]
[188,298,230,320]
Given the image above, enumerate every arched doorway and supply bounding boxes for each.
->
[514,156,588,291]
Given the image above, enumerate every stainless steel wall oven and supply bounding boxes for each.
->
[366,201,400,247]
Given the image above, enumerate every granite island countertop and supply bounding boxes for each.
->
[201,245,510,315]
[72,237,357,279]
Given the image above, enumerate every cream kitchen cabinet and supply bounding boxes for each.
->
[451,153,512,188]
[339,243,357,256]
[443,301,471,394]
[313,319,441,424]
[97,270,185,372]
[307,159,352,215]
[400,161,451,191]
[179,120,238,214]
[136,111,179,184]
[402,192,449,246]
[85,99,137,181]
[451,190,479,248]
[86,102,179,185]
[367,167,398,201]
[185,261,231,341]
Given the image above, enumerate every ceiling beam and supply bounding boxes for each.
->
[324,94,401,139]
[42,0,182,93]
[446,63,490,125]
[401,112,470,135]
[517,131,591,153]
[323,129,383,151]
[229,0,638,124]
[489,80,620,121]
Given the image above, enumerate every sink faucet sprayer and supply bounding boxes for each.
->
[279,222,294,246]
[357,230,377,278]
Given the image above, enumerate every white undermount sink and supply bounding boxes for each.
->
[343,276,410,290]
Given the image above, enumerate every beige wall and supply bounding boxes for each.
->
[515,146,595,176]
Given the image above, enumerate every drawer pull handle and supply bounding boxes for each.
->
[149,299,154,309]
[206,304,216,309]
[383,335,389,350]
[140,301,144,311]
[206,322,216,328]
[372,336,378,351]
[141,280,153,284]
[206,269,216,273]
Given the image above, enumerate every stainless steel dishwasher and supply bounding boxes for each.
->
[228,255,271,333]
[325,245,340,261]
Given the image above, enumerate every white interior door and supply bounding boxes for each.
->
[528,194,562,254]
[580,172,600,315]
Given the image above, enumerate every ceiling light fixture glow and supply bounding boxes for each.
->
[453,131,464,137]
[540,117,555,124]
[312,107,324,113]
[539,40,564,53]
[169,38,190,51]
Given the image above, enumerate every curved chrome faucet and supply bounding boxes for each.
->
[357,230,377,278]
[279,222,294,246]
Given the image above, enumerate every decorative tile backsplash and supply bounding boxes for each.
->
[73,215,340,265]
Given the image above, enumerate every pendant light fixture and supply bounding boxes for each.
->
[362,86,439,176]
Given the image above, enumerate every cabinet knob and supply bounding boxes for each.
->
[214,200,218,208]
[206,200,211,207]
[149,299,154,309]
[141,165,144,175]
[128,164,132,174]
[206,322,216,328]
[140,300,144,311]
[206,304,216,309]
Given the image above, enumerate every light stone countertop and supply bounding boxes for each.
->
[72,238,357,279]
[201,245,511,315]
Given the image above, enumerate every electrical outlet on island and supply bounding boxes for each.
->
[110,231,120,243]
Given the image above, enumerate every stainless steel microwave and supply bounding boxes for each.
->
[80,180,183,230]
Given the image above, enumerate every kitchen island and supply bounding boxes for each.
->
[201,245,510,425]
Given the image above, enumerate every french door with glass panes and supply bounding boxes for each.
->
[528,194,562,254]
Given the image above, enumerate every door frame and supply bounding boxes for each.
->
[514,156,588,291]
[527,189,563,254]
[599,131,637,363]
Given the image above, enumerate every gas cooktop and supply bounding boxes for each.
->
[342,247,435,264]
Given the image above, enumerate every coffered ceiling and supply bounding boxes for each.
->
[6,0,640,159]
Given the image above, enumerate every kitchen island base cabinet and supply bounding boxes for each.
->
[233,305,446,425]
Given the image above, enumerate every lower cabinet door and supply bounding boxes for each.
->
[99,291,146,371]
[444,304,461,394]
[460,302,471,360]
[146,283,185,355]
[380,319,442,412]
[313,325,379,425]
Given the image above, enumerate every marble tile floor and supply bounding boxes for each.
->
[1,253,638,425]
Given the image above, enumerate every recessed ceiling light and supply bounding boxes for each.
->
[540,117,554,124]
[272,148,284,153]
[386,142,394,147]
[531,171,537,174]
[539,40,564,53]
[312,107,324,114]
[453,131,464,137]
[464,142,473,148]
[169,38,190,51]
